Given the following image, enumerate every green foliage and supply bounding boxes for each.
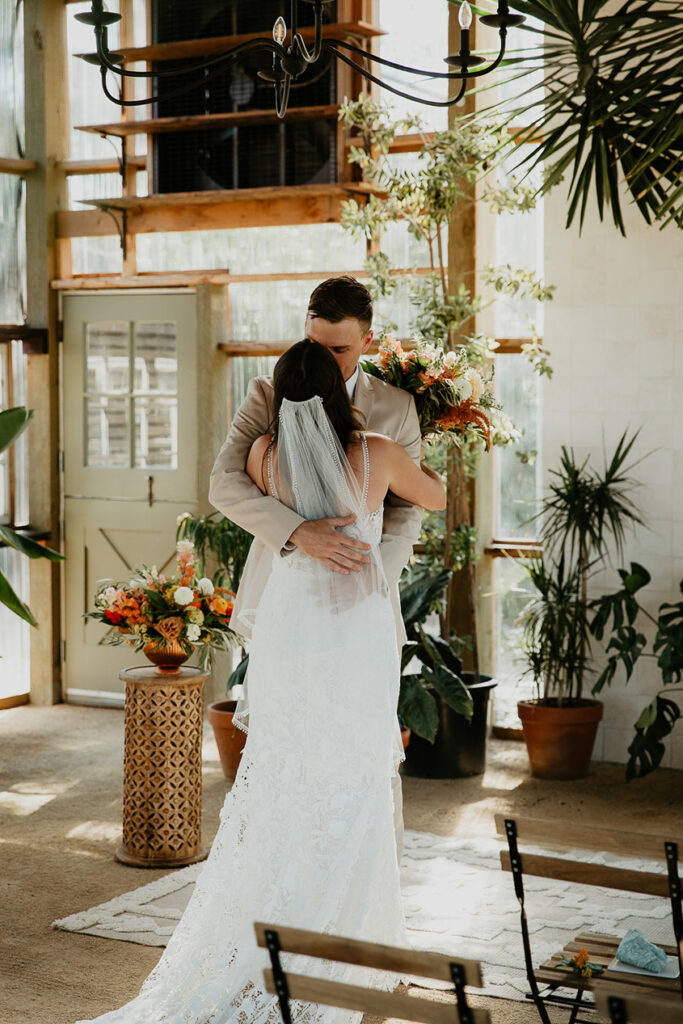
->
[470,0,683,232]
[398,565,473,742]
[0,407,64,628]
[176,511,253,591]
[587,568,683,778]
[519,431,645,701]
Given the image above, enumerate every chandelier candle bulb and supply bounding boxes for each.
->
[272,16,287,45]
[459,2,473,29]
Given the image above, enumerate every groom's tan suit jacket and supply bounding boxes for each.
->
[208,367,423,648]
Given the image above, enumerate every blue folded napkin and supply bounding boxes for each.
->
[616,928,669,973]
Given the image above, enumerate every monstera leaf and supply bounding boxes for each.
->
[626,696,682,779]
[464,0,683,233]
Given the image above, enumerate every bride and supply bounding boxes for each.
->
[73,339,445,1024]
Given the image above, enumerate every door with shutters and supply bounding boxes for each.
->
[62,291,199,704]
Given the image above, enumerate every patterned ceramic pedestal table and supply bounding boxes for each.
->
[115,665,209,868]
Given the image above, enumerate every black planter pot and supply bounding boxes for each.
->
[402,673,497,778]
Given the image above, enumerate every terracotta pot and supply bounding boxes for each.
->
[143,638,193,673]
[398,726,411,775]
[518,698,604,780]
[207,700,247,781]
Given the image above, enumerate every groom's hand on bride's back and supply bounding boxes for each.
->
[287,515,372,575]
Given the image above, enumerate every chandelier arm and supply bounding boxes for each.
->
[274,74,293,119]
[325,45,468,107]
[324,35,504,80]
[293,2,324,64]
[94,32,286,79]
[466,30,508,78]
[96,42,282,108]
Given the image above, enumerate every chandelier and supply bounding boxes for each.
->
[76,0,526,120]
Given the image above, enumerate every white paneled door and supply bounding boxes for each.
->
[63,291,199,704]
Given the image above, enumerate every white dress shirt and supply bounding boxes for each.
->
[345,365,359,398]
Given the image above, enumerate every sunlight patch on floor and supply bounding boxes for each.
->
[66,820,122,841]
[0,791,56,815]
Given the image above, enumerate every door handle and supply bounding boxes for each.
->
[147,475,154,507]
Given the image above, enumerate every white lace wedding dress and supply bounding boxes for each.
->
[73,425,410,1024]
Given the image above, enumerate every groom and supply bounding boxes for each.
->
[208,276,424,851]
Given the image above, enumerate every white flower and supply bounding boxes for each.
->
[444,351,458,368]
[176,512,193,526]
[129,578,145,589]
[176,539,194,557]
[464,368,485,402]
[453,377,473,402]
[186,623,201,642]
[197,577,214,596]
[173,586,195,606]
[102,586,118,606]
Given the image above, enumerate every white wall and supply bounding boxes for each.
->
[543,187,683,767]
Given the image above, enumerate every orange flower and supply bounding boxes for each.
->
[438,399,491,449]
[573,949,589,969]
[210,596,229,616]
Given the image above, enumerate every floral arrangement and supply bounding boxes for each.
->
[361,335,493,448]
[560,948,604,978]
[87,539,242,668]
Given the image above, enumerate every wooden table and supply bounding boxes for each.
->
[115,665,209,868]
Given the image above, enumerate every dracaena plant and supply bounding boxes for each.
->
[0,407,64,625]
[519,430,645,702]
[464,0,683,233]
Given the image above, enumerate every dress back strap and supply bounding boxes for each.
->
[266,443,279,501]
[360,432,370,508]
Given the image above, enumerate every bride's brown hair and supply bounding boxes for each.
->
[270,339,364,452]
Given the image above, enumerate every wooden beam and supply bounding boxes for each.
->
[77,104,341,139]
[56,184,380,237]
[218,337,417,358]
[113,22,384,64]
[484,542,542,558]
[51,271,232,289]
[56,156,147,175]
[0,325,49,353]
[0,156,37,174]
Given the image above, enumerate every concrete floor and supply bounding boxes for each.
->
[1,702,681,1024]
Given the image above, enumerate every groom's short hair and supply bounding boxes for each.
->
[307,276,373,334]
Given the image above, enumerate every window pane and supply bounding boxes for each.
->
[85,322,129,393]
[229,280,323,341]
[136,224,365,275]
[85,396,129,467]
[11,340,28,526]
[134,397,178,469]
[67,1,122,160]
[494,354,542,540]
[495,157,544,338]
[133,321,177,394]
[0,174,26,323]
[378,0,448,129]
[492,557,536,728]
[231,356,277,415]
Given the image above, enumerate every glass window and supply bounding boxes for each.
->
[377,0,449,129]
[136,223,365,276]
[83,320,178,469]
[67,1,122,161]
[494,353,542,540]
[0,548,30,699]
[492,556,536,728]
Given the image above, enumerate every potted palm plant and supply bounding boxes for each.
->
[518,430,645,778]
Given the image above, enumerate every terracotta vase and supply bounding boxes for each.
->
[143,638,193,673]
[518,698,604,780]
[207,700,247,780]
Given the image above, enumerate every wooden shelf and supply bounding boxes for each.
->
[77,104,341,139]
[115,22,383,64]
[57,182,381,238]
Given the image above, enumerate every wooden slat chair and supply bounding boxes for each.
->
[254,922,490,1024]
[495,815,683,1024]
[594,985,683,1023]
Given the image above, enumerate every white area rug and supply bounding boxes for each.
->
[52,830,675,1001]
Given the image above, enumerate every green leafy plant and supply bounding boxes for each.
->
[589,563,683,778]
[467,0,683,232]
[0,407,64,626]
[520,430,645,702]
[176,510,253,591]
[398,565,473,742]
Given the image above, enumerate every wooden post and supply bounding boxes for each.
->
[24,0,69,705]
[445,5,478,672]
